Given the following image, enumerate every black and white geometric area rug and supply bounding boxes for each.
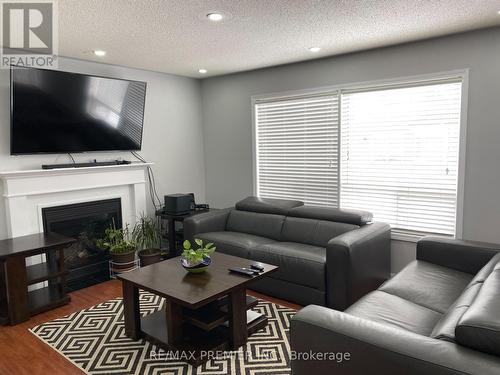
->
[30,292,296,374]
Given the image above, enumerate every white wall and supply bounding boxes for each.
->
[0,57,206,239]
[200,27,500,272]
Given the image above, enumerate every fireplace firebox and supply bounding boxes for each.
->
[42,199,122,291]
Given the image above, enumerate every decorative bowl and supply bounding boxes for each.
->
[180,255,212,273]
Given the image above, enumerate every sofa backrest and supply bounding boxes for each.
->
[230,197,372,246]
[226,210,285,241]
[282,205,371,247]
[431,253,500,355]
[281,217,359,247]
[235,196,303,215]
[226,197,301,240]
[287,205,373,226]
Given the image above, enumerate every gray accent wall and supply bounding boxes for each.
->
[200,27,500,271]
[0,57,206,240]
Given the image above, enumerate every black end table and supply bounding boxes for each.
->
[155,208,211,258]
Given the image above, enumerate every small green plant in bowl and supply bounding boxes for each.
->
[180,239,216,273]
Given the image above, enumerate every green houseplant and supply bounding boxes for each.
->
[97,220,136,271]
[180,239,216,273]
[132,215,162,267]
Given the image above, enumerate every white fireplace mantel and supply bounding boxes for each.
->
[0,162,152,238]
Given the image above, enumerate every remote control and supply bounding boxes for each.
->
[241,267,262,274]
[229,267,257,276]
[250,263,265,272]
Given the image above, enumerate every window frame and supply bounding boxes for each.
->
[251,70,469,242]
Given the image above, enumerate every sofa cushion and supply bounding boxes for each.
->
[250,242,326,290]
[195,231,275,259]
[235,196,303,215]
[379,260,473,313]
[345,291,442,336]
[281,217,358,247]
[466,252,500,289]
[226,210,285,241]
[431,255,500,343]
[430,282,482,342]
[456,269,500,357]
[288,205,372,226]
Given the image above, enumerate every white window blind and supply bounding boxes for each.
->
[340,81,462,235]
[255,94,339,206]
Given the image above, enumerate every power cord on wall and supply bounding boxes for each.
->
[68,153,76,164]
[131,151,162,211]
[132,151,164,250]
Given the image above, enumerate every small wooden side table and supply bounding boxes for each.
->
[0,233,76,325]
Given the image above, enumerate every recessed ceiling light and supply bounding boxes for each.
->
[199,69,207,74]
[308,47,321,53]
[207,13,223,21]
[497,10,500,14]
[93,50,106,57]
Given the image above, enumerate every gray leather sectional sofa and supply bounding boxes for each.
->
[184,196,391,310]
[291,237,500,375]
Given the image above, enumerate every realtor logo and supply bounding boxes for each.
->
[1,0,58,68]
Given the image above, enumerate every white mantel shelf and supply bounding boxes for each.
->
[0,162,152,238]
[0,162,153,179]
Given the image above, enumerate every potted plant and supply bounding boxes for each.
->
[97,220,136,271]
[180,239,216,273]
[133,215,162,267]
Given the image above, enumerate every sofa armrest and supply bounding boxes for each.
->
[183,208,231,244]
[291,305,500,375]
[326,222,390,310]
[417,236,500,275]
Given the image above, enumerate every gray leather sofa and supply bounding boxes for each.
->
[291,237,500,375]
[184,196,391,310]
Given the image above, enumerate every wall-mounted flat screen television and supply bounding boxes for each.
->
[10,66,147,154]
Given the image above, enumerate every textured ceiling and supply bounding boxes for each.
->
[58,0,500,78]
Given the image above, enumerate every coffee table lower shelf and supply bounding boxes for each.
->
[140,307,268,366]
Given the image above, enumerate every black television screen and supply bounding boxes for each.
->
[10,66,147,154]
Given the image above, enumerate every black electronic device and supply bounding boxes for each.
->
[42,160,132,170]
[193,203,210,210]
[187,193,210,211]
[164,194,193,215]
[250,263,265,272]
[228,267,258,276]
[10,66,147,155]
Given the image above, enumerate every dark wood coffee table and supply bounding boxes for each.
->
[118,252,278,365]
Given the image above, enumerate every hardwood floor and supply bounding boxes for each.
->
[0,279,301,375]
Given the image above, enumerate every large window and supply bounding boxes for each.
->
[255,93,339,206]
[254,76,464,237]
